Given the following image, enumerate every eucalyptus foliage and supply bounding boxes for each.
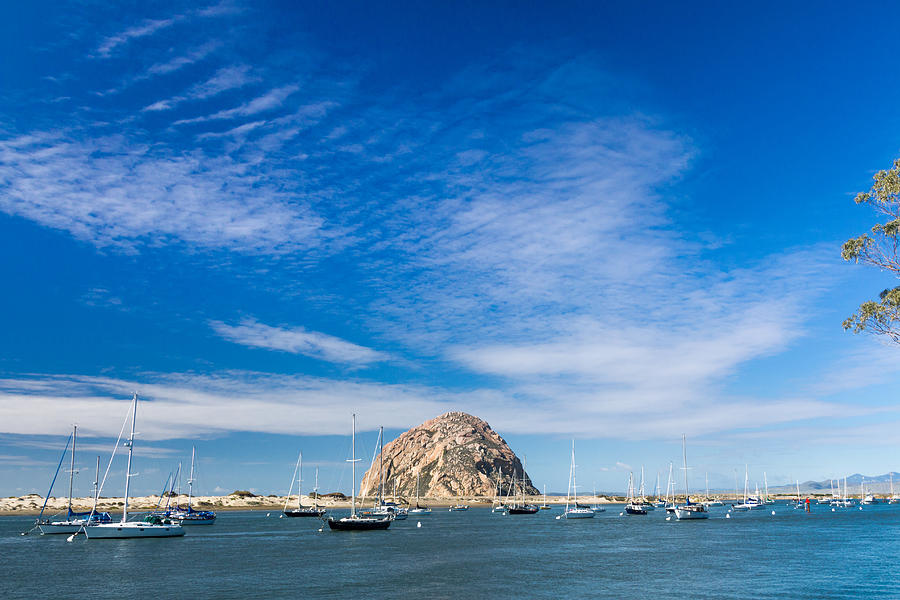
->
[842,158,900,342]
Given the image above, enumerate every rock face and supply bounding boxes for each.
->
[359,412,538,499]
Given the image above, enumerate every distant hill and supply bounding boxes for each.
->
[767,473,900,495]
[359,412,538,499]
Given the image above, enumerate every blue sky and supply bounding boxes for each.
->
[2,0,900,498]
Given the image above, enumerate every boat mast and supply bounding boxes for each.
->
[349,414,359,517]
[379,426,384,507]
[298,452,303,509]
[764,472,769,503]
[314,467,319,508]
[283,452,301,512]
[639,466,645,499]
[569,440,576,509]
[706,472,710,500]
[744,465,749,503]
[67,424,77,516]
[188,445,195,510]
[681,434,689,502]
[93,455,100,505]
[122,392,138,523]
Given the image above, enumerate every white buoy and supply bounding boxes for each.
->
[417,521,422,528]
[266,513,270,517]
[859,506,863,511]
[279,514,284,518]
[726,513,731,519]
[619,512,624,516]
[556,515,561,520]
[832,508,835,512]
[665,516,671,521]
[66,534,75,542]
[318,527,323,532]
[771,510,776,515]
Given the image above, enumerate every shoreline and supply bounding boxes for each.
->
[0,492,832,517]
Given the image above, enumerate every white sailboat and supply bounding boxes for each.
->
[703,472,724,508]
[673,434,709,520]
[82,393,184,539]
[732,465,764,511]
[624,472,647,515]
[793,480,804,509]
[283,451,326,517]
[38,427,112,534]
[561,440,593,519]
[861,477,879,504]
[763,472,774,504]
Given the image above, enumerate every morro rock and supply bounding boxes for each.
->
[359,411,538,499]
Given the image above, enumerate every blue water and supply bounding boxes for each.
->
[2,504,899,598]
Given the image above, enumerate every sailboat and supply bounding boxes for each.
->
[702,472,724,507]
[636,466,655,511]
[448,480,470,511]
[408,470,431,514]
[507,463,539,514]
[560,440,593,519]
[540,484,552,510]
[861,477,879,504]
[624,472,647,515]
[673,434,709,520]
[793,480,804,509]
[763,472,775,504]
[82,393,184,539]
[491,467,507,513]
[830,476,854,507]
[653,471,666,508]
[283,452,326,517]
[168,446,216,524]
[327,414,392,531]
[38,427,112,534]
[732,466,765,511]
[661,463,675,511]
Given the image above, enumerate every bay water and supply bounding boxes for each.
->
[2,503,899,598]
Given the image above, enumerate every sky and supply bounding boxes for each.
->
[2,0,900,498]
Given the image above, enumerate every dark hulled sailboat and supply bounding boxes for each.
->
[327,414,392,531]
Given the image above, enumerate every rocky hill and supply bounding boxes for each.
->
[359,412,538,499]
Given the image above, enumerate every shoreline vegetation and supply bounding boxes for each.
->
[0,492,843,516]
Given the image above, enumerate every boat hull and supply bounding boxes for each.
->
[327,516,391,531]
[507,506,539,514]
[83,523,185,539]
[562,508,595,519]
[39,523,82,534]
[625,505,647,515]
[674,506,709,520]
[175,516,217,525]
[283,509,326,518]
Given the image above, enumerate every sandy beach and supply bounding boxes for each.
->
[0,493,632,516]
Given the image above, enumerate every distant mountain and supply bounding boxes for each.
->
[767,473,900,495]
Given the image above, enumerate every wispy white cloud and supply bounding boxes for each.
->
[0,133,335,254]
[146,41,221,76]
[143,64,257,112]
[0,372,875,443]
[95,18,179,58]
[210,319,389,366]
[175,85,301,125]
